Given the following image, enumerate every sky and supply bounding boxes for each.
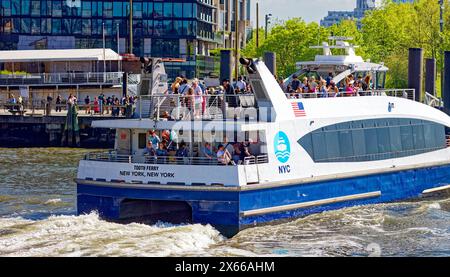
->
[252,0,356,26]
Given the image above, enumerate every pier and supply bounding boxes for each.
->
[0,107,124,148]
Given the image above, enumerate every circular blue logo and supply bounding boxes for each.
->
[274,131,291,163]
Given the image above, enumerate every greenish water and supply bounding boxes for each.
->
[0,148,449,257]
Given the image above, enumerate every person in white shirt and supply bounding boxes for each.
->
[235,76,247,92]
[192,79,203,119]
[217,144,233,165]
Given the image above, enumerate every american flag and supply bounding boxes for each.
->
[291,102,306,117]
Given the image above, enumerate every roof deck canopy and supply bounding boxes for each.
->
[0,48,121,63]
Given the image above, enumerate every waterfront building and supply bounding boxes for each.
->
[0,48,126,104]
[0,0,252,79]
[320,0,415,27]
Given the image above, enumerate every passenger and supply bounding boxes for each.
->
[98,93,105,114]
[291,75,301,92]
[301,77,309,92]
[84,95,91,114]
[363,75,372,92]
[239,141,253,163]
[143,141,157,157]
[178,78,191,95]
[176,142,189,157]
[217,144,233,165]
[156,142,168,157]
[93,97,100,114]
[346,80,356,96]
[223,79,238,108]
[202,142,215,160]
[328,80,339,95]
[235,76,247,92]
[162,110,175,121]
[148,130,160,150]
[171,77,182,94]
[192,79,204,119]
[232,143,241,164]
[185,87,195,117]
[56,95,62,112]
[318,79,329,98]
[326,72,334,86]
[309,76,318,92]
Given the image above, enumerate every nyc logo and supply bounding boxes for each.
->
[274,131,291,164]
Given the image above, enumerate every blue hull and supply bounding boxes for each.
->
[77,164,450,237]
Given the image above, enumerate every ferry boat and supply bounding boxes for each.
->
[284,37,389,90]
[76,49,450,237]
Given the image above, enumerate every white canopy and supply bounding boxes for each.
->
[92,119,268,132]
[0,48,121,63]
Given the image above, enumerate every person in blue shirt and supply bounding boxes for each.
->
[176,142,189,157]
[148,130,160,150]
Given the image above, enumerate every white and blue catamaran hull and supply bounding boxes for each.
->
[77,161,450,237]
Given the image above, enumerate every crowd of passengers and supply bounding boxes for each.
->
[170,76,253,117]
[278,73,373,99]
[142,129,259,166]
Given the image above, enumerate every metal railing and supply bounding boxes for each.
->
[285,89,416,101]
[136,93,257,121]
[84,151,269,166]
[0,72,123,86]
[1,100,130,117]
[425,92,443,108]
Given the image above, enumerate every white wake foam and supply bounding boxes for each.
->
[0,213,224,257]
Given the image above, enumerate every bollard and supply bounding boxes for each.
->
[220,50,233,83]
[425,58,436,97]
[443,51,450,113]
[264,52,277,76]
[408,48,423,102]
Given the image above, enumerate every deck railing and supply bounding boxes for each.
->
[136,94,257,121]
[0,72,123,86]
[285,89,415,101]
[84,151,269,166]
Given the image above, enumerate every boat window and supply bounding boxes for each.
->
[376,72,386,89]
[298,118,446,163]
[138,133,147,149]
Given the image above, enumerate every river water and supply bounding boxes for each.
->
[0,148,449,257]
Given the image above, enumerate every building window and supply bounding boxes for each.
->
[52,18,61,34]
[298,118,447,163]
[52,1,62,17]
[103,2,112,18]
[183,3,192,18]
[20,0,30,15]
[11,0,20,15]
[164,2,173,17]
[41,18,51,34]
[82,1,91,17]
[133,2,142,18]
[31,1,40,16]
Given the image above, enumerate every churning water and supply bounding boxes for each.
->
[0,148,449,257]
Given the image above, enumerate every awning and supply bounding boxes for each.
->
[92,119,268,132]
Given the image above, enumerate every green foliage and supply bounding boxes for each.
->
[0,70,27,75]
[241,0,448,90]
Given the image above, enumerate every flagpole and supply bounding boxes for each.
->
[102,22,106,75]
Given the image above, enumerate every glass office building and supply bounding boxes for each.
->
[0,0,225,79]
